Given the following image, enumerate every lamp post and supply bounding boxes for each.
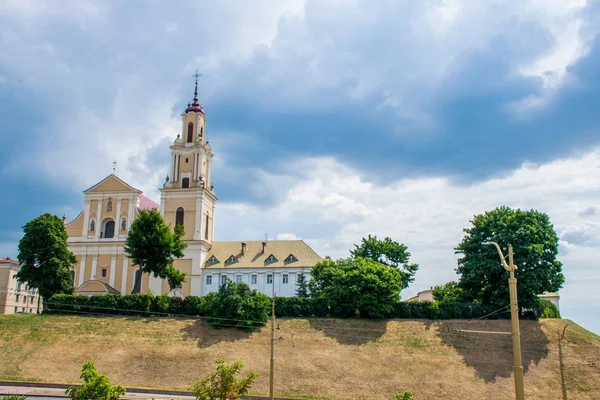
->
[483,241,525,400]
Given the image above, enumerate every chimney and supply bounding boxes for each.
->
[241,242,247,256]
[325,256,331,260]
[262,241,267,254]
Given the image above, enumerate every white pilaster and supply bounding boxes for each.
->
[109,255,116,288]
[91,255,98,279]
[121,257,128,295]
[95,201,103,238]
[170,153,175,182]
[193,152,197,181]
[82,201,91,236]
[160,191,166,214]
[149,275,162,295]
[78,255,87,286]
[115,199,122,237]
[193,196,202,240]
[127,198,135,229]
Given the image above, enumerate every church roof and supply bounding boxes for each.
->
[204,240,322,270]
[138,195,159,211]
[83,174,142,194]
[185,76,205,114]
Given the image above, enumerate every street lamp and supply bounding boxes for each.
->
[483,241,525,400]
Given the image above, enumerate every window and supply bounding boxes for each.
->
[101,268,107,278]
[200,126,203,138]
[121,218,127,231]
[17,282,22,291]
[251,275,257,284]
[15,295,20,303]
[90,219,95,231]
[107,200,113,211]
[104,220,115,238]
[266,254,278,263]
[187,122,194,143]
[220,275,227,285]
[226,255,238,264]
[283,274,289,284]
[204,214,209,240]
[206,275,212,285]
[182,177,190,188]
[176,207,184,226]
[14,307,17,313]
[267,274,273,284]
[23,296,27,304]
[29,309,32,313]
[285,254,298,263]
[185,157,189,163]
[30,297,34,304]
[207,255,218,263]
[236,275,242,283]
[70,270,75,282]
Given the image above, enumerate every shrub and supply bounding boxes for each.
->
[168,296,184,314]
[202,280,270,329]
[90,294,119,314]
[538,299,560,318]
[118,294,153,315]
[153,295,170,314]
[275,297,321,317]
[190,359,259,400]
[183,296,203,316]
[47,294,90,313]
[395,390,415,400]
[66,360,125,400]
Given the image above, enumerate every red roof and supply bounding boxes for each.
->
[0,257,20,266]
[138,195,159,211]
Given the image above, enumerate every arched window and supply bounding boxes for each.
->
[107,200,112,211]
[104,220,115,238]
[187,122,193,143]
[89,219,95,231]
[200,126,203,138]
[182,177,190,188]
[121,217,127,231]
[176,207,184,226]
[70,270,75,282]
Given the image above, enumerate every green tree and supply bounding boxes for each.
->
[200,280,271,329]
[66,361,125,400]
[295,272,310,298]
[16,213,76,303]
[124,209,187,293]
[190,359,259,400]
[351,235,419,289]
[456,206,565,310]
[432,281,464,303]
[310,257,404,318]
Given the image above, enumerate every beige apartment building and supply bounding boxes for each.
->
[0,257,41,314]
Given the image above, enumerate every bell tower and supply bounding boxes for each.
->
[160,73,217,243]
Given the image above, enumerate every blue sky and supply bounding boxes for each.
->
[1,0,599,333]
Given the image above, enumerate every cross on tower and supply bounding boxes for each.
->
[193,69,202,84]
[112,160,117,172]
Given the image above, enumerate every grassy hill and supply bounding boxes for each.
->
[0,315,598,399]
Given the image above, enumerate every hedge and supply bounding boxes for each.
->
[47,294,534,320]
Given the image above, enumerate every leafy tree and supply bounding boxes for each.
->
[310,257,404,318]
[16,213,76,303]
[124,209,187,293]
[200,280,271,329]
[395,390,415,400]
[538,299,561,319]
[66,360,125,400]
[456,206,565,310]
[432,281,464,303]
[295,272,310,298]
[351,235,419,289]
[190,359,259,400]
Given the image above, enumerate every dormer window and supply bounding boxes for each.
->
[208,255,219,263]
[226,255,238,264]
[285,254,298,263]
[107,200,112,211]
[265,254,278,263]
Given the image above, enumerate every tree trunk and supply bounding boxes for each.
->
[37,295,42,315]
[131,268,143,294]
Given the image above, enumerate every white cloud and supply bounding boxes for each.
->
[215,145,600,331]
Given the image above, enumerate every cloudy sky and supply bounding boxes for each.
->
[1,0,599,333]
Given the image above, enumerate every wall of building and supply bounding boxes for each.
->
[201,268,310,298]
[0,261,42,314]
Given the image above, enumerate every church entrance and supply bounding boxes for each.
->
[104,220,115,238]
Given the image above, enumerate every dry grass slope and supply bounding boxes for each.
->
[0,315,598,400]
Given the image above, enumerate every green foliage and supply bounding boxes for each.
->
[538,299,561,318]
[153,295,170,313]
[432,281,464,303]
[456,206,565,310]
[190,359,259,400]
[310,257,404,318]
[2,396,27,400]
[295,272,310,298]
[201,280,271,329]
[124,209,187,293]
[16,213,76,300]
[66,360,125,400]
[351,235,419,289]
[395,390,415,400]
[275,297,328,317]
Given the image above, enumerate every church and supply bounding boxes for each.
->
[64,81,322,298]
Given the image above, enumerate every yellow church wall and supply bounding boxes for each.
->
[161,258,193,294]
[84,256,93,282]
[96,254,111,284]
[88,176,137,193]
[164,197,197,241]
[66,212,84,237]
[180,156,194,174]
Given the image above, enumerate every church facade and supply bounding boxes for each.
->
[65,82,321,298]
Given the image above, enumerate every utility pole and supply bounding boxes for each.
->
[484,242,525,400]
[558,324,569,400]
[269,295,275,400]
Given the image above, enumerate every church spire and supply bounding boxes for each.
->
[185,70,204,114]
